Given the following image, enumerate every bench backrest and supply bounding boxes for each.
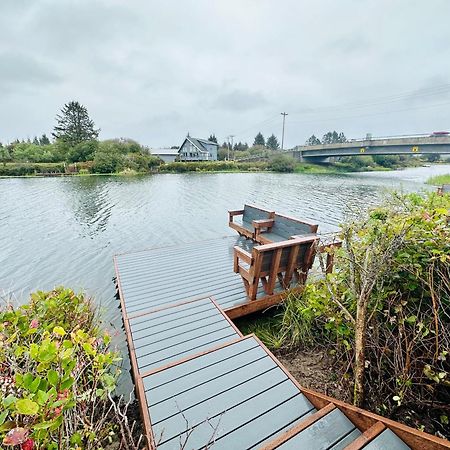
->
[243,204,274,223]
[270,213,318,239]
[252,236,318,278]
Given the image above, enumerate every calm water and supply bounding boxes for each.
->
[1,165,450,307]
[1,165,449,390]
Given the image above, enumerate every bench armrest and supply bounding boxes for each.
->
[228,209,244,222]
[252,219,274,229]
[233,246,252,272]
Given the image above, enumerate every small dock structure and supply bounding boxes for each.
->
[114,207,449,449]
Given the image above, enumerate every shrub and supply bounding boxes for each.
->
[92,149,124,174]
[0,164,65,177]
[269,155,296,172]
[0,288,124,449]
[277,192,450,436]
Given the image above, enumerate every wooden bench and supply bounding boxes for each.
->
[229,205,275,239]
[233,235,318,300]
[254,212,319,244]
[437,184,450,195]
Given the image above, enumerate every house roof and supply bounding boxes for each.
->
[184,137,219,153]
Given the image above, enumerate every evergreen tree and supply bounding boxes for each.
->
[53,101,99,146]
[208,134,218,143]
[253,132,265,146]
[32,136,40,145]
[305,135,321,145]
[40,134,51,145]
[266,134,280,150]
[322,130,347,144]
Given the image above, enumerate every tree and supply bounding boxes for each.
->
[39,134,51,145]
[208,134,218,143]
[253,132,265,147]
[0,143,11,166]
[53,101,99,147]
[32,136,40,145]
[266,134,280,150]
[322,131,347,144]
[305,135,321,145]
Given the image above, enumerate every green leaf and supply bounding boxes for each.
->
[53,326,66,336]
[35,390,49,406]
[60,377,74,390]
[2,395,17,408]
[0,410,8,425]
[29,376,42,394]
[15,398,39,415]
[47,370,59,387]
[22,373,34,390]
[33,420,57,430]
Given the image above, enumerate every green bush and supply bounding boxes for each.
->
[275,192,450,436]
[0,164,65,177]
[269,155,296,172]
[0,288,122,449]
[92,149,124,174]
[160,161,269,173]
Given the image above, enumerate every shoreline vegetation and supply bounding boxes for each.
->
[0,155,441,179]
[427,173,450,185]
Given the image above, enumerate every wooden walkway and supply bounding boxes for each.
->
[114,237,449,449]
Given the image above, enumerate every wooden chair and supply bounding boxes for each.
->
[228,205,275,239]
[233,236,318,300]
[254,212,318,244]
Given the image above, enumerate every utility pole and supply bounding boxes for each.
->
[227,135,235,160]
[280,112,288,150]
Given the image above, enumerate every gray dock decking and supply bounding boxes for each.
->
[113,237,445,449]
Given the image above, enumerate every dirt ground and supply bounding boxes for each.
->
[275,347,352,403]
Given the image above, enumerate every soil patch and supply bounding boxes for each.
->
[275,347,351,403]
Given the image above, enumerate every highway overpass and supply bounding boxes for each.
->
[289,135,450,162]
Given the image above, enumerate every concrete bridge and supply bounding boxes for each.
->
[289,135,450,162]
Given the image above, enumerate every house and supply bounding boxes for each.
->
[178,135,218,161]
[150,148,179,163]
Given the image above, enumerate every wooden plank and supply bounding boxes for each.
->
[151,362,284,433]
[345,422,385,450]
[268,407,357,450]
[363,429,412,450]
[145,344,265,405]
[136,327,238,372]
[261,403,335,449]
[157,386,311,449]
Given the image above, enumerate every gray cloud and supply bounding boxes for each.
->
[0,52,62,93]
[212,89,268,111]
[1,0,450,147]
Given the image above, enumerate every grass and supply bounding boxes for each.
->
[426,174,450,185]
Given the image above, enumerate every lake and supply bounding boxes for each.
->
[1,165,449,309]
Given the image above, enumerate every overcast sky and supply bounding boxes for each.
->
[2,0,450,148]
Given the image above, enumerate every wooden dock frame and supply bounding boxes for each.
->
[114,237,450,450]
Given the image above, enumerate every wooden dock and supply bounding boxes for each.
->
[114,236,450,449]
[115,236,292,320]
